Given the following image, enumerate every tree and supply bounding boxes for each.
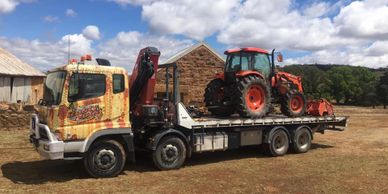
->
[376,71,388,108]
[282,65,330,99]
[326,66,375,104]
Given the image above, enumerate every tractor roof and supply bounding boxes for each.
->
[225,47,269,54]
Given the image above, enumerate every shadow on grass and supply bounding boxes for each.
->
[1,143,333,184]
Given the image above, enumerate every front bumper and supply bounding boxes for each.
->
[30,114,64,160]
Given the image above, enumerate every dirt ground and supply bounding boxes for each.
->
[0,106,387,193]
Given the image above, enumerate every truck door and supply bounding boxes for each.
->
[65,72,108,140]
[110,73,130,126]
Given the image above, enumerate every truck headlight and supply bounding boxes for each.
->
[43,144,50,151]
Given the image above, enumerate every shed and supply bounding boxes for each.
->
[156,42,225,108]
[0,48,46,104]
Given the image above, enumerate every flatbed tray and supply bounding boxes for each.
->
[177,103,348,130]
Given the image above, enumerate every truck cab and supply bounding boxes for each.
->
[30,57,134,177]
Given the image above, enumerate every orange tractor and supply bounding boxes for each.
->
[205,47,306,118]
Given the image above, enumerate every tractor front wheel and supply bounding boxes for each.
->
[232,76,271,118]
[281,91,307,117]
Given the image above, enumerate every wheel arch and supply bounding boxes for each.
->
[83,128,135,162]
[263,126,292,144]
[291,125,313,142]
[146,129,192,158]
[236,71,266,80]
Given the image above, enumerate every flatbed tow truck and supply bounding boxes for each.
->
[29,47,348,177]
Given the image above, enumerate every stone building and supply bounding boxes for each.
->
[155,42,225,108]
[0,48,46,104]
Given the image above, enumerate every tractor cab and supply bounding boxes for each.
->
[225,48,271,76]
[205,47,306,118]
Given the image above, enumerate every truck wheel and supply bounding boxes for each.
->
[152,136,186,170]
[83,139,126,178]
[265,128,289,156]
[292,127,311,153]
[281,91,306,117]
[204,78,234,116]
[233,76,271,118]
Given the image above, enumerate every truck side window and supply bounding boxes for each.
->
[68,73,106,102]
[113,74,125,94]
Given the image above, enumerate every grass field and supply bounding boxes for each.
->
[0,106,387,193]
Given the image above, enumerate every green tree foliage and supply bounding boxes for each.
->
[376,71,388,108]
[282,65,331,99]
[282,65,377,105]
[326,66,376,104]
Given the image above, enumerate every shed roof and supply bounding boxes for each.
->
[0,48,45,77]
[162,42,225,64]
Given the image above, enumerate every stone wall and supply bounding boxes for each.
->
[156,45,224,108]
[0,103,35,130]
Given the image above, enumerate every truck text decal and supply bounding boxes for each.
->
[68,104,103,122]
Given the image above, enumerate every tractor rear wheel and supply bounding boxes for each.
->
[232,76,271,118]
[204,78,234,117]
[281,91,307,117]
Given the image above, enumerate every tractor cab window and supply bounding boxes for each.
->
[226,53,250,72]
[253,53,271,77]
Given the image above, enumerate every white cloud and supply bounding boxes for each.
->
[286,45,388,68]
[0,26,192,72]
[82,25,100,40]
[334,0,388,39]
[217,0,349,51]
[42,15,60,23]
[303,2,330,18]
[98,31,193,71]
[213,0,388,68]
[140,0,240,40]
[66,8,77,17]
[0,29,96,70]
[0,0,19,14]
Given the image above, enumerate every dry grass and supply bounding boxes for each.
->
[0,106,388,193]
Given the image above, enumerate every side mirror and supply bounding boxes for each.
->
[277,53,283,62]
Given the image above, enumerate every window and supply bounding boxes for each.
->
[68,73,106,102]
[226,53,250,72]
[43,71,66,105]
[253,53,271,76]
[113,74,125,94]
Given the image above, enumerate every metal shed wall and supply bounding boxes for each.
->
[11,77,31,103]
[0,77,11,102]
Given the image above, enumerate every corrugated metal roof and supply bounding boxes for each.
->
[162,41,225,64]
[0,48,46,77]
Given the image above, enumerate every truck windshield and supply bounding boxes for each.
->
[42,71,66,105]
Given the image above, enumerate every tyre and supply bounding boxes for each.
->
[232,76,271,118]
[204,78,234,116]
[265,128,289,156]
[281,91,307,117]
[292,127,312,153]
[83,139,126,178]
[152,136,187,170]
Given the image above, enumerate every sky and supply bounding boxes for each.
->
[1,0,388,72]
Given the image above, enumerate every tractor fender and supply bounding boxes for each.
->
[236,70,265,80]
[263,126,292,144]
[215,72,225,80]
[146,128,192,158]
[290,125,313,142]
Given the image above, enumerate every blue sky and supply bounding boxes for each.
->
[1,0,388,71]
